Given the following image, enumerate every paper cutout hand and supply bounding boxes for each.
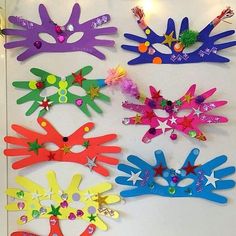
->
[4,118,121,176]
[6,171,120,231]
[116,148,235,203]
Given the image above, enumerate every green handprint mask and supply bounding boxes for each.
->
[13,66,110,117]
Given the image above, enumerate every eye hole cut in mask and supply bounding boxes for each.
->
[122,6,236,65]
[12,65,129,117]
[2,3,117,61]
[122,84,228,143]
[6,171,121,236]
[4,117,121,177]
[115,148,236,204]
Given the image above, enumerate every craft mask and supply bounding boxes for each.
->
[3,3,117,61]
[4,117,121,176]
[122,84,228,143]
[13,66,118,117]
[6,171,120,236]
[115,148,235,204]
[122,6,236,65]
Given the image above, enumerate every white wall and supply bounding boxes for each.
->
[1,0,236,235]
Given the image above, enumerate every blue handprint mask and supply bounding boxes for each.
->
[122,6,236,65]
[115,148,235,204]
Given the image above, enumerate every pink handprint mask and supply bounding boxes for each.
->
[122,84,228,143]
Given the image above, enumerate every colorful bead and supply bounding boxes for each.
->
[36,81,44,89]
[16,190,25,199]
[32,210,40,218]
[17,202,25,210]
[76,209,84,217]
[60,200,68,208]
[122,118,130,125]
[33,41,42,49]
[195,95,205,104]
[20,215,28,224]
[39,207,47,215]
[75,98,83,106]
[148,128,156,135]
[172,176,179,183]
[170,133,177,140]
[168,187,176,195]
[68,212,76,220]
[61,193,68,200]
[189,130,197,138]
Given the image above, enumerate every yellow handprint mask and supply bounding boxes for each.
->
[6,171,120,236]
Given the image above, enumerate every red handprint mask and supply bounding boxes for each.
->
[4,118,121,176]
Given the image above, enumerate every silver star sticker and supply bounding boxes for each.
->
[128,171,143,185]
[44,189,53,199]
[193,107,202,117]
[173,106,179,113]
[32,191,41,200]
[204,172,219,188]
[86,157,97,171]
[157,120,171,133]
[169,116,177,124]
[84,191,94,200]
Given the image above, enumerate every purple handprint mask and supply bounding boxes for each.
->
[122,6,236,65]
[3,4,117,61]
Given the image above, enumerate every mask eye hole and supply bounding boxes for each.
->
[40,86,58,98]
[152,43,172,54]
[154,109,170,118]
[178,178,194,187]
[40,199,57,207]
[182,42,203,53]
[39,33,57,44]
[70,145,86,153]
[68,86,87,97]
[155,176,169,186]
[67,32,84,43]
[176,109,190,118]
[44,142,59,151]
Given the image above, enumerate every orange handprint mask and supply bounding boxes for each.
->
[4,118,121,176]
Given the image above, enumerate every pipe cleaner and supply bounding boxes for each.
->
[6,171,120,235]
[4,117,121,176]
[122,6,236,64]
[115,148,235,204]
[3,4,117,61]
[13,65,128,117]
[122,84,228,143]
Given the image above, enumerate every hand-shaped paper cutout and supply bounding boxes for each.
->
[122,6,236,64]
[122,84,228,143]
[116,148,235,203]
[3,4,117,61]
[4,118,121,176]
[6,171,120,235]
[13,66,112,117]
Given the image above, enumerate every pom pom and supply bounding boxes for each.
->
[105,66,127,85]
[179,30,199,47]
[105,66,140,98]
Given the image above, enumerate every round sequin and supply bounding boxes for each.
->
[189,130,197,138]
[67,24,74,31]
[168,187,176,195]
[72,193,80,201]
[84,126,90,132]
[59,95,68,103]
[17,202,25,210]
[145,41,150,47]
[59,81,68,89]
[20,215,28,224]
[41,121,47,127]
[145,29,151,35]
[47,75,56,84]
[152,57,163,64]
[122,118,130,125]
[75,98,83,107]
[29,80,37,90]
[87,206,96,214]
[32,210,40,218]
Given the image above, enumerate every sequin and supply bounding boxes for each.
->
[72,193,80,201]
[122,118,130,125]
[67,24,74,32]
[168,187,176,195]
[189,130,197,138]
[17,202,25,210]
[32,210,40,218]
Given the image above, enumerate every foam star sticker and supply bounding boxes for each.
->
[183,161,199,175]
[48,205,62,216]
[82,141,90,148]
[95,194,108,206]
[127,171,143,185]
[88,87,100,99]
[157,119,171,133]
[86,157,97,171]
[205,172,219,188]
[72,70,85,85]
[88,214,96,222]
[134,114,142,124]
[162,31,177,47]
[154,164,166,177]
[178,116,194,130]
[27,139,42,154]
[184,94,193,103]
[38,97,53,110]
[60,144,71,154]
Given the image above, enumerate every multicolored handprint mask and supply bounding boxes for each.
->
[122,6,236,65]
[4,118,121,176]
[116,148,235,204]
[13,66,121,117]
[6,171,120,236]
[122,84,228,143]
[3,4,117,61]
